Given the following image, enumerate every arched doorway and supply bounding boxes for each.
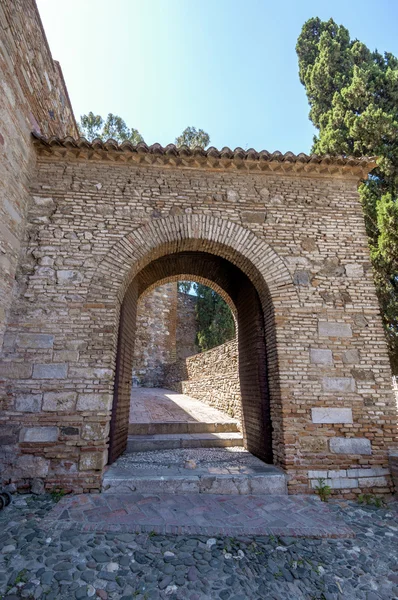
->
[110,250,273,465]
[85,214,298,477]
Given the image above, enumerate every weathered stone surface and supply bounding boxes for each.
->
[32,363,68,379]
[0,362,32,379]
[293,270,310,286]
[329,437,372,455]
[16,333,53,348]
[31,477,45,494]
[52,350,79,362]
[318,322,352,337]
[81,422,109,441]
[79,451,107,471]
[56,270,84,284]
[351,368,375,381]
[43,391,76,411]
[241,210,266,223]
[77,394,112,411]
[16,455,50,477]
[311,407,353,424]
[345,263,364,278]
[20,426,58,442]
[322,377,355,392]
[342,349,360,364]
[15,393,42,412]
[310,348,333,365]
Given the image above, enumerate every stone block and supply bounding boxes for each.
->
[0,362,32,379]
[77,393,112,411]
[16,333,54,348]
[329,437,372,455]
[345,263,364,278]
[81,422,110,441]
[330,478,358,489]
[32,363,68,379]
[79,450,107,471]
[293,270,310,286]
[69,367,113,380]
[318,321,352,338]
[0,424,20,445]
[322,377,355,392]
[53,350,79,362]
[56,270,84,284]
[300,436,328,452]
[15,393,42,412]
[21,427,58,443]
[310,348,333,365]
[347,468,390,478]
[16,455,50,478]
[241,211,266,223]
[342,349,360,364]
[42,391,76,411]
[360,476,389,488]
[351,369,375,381]
[308,470,328,479]
[311,407,353,423]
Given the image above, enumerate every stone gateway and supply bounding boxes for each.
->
[0,1,397,497]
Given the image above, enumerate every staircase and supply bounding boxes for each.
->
[127,419,243,452]
[103,388,287,496]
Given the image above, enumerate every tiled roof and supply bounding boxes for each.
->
[31,133,376,177]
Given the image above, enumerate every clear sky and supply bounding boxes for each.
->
[37,0,398,154]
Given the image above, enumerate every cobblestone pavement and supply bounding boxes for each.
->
[129,388,239,426]
[0,494,397,600]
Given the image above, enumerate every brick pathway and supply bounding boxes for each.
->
[44,493,354,538]
[129,387,239,426]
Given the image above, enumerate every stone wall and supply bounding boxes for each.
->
[0,0,77,349]
[176,292,198,360]
[164,339,242,420]
[1,135,396,495]
[132,286,198,386]
[132,283,177,386]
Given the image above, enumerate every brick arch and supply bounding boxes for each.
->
[84,216,297,470]
[138,275,238,319]
[86,214,298,309]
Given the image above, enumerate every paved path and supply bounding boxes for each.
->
[44,492,353,538]
[129,388,239,426]
[1,494,397,599]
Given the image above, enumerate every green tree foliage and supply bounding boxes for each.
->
[178,281,235,352]
[297,17,398,373]
[175,126,210,149]
[79,112,144,144]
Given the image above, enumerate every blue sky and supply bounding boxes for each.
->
[37,0,398,154]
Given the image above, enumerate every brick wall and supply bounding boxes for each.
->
[0,135,397,496]
[0,0,77,349]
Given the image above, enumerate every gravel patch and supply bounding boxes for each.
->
[115,447,257,472]
[0,493,397,599]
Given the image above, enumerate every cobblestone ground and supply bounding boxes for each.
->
[0,494,397,600]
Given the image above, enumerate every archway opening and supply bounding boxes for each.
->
[109,250,275,465]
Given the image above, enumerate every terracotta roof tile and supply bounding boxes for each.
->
[31,133,376,177]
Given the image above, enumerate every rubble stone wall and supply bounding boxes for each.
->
[132,286,198,386]
[164,339,242,420]
[1,146,396,495]
[132,283,177,387]
[0,0,77,349]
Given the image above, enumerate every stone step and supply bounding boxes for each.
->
[126,432,244,452]
[103,466,287,496]
[128,421,240,435]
